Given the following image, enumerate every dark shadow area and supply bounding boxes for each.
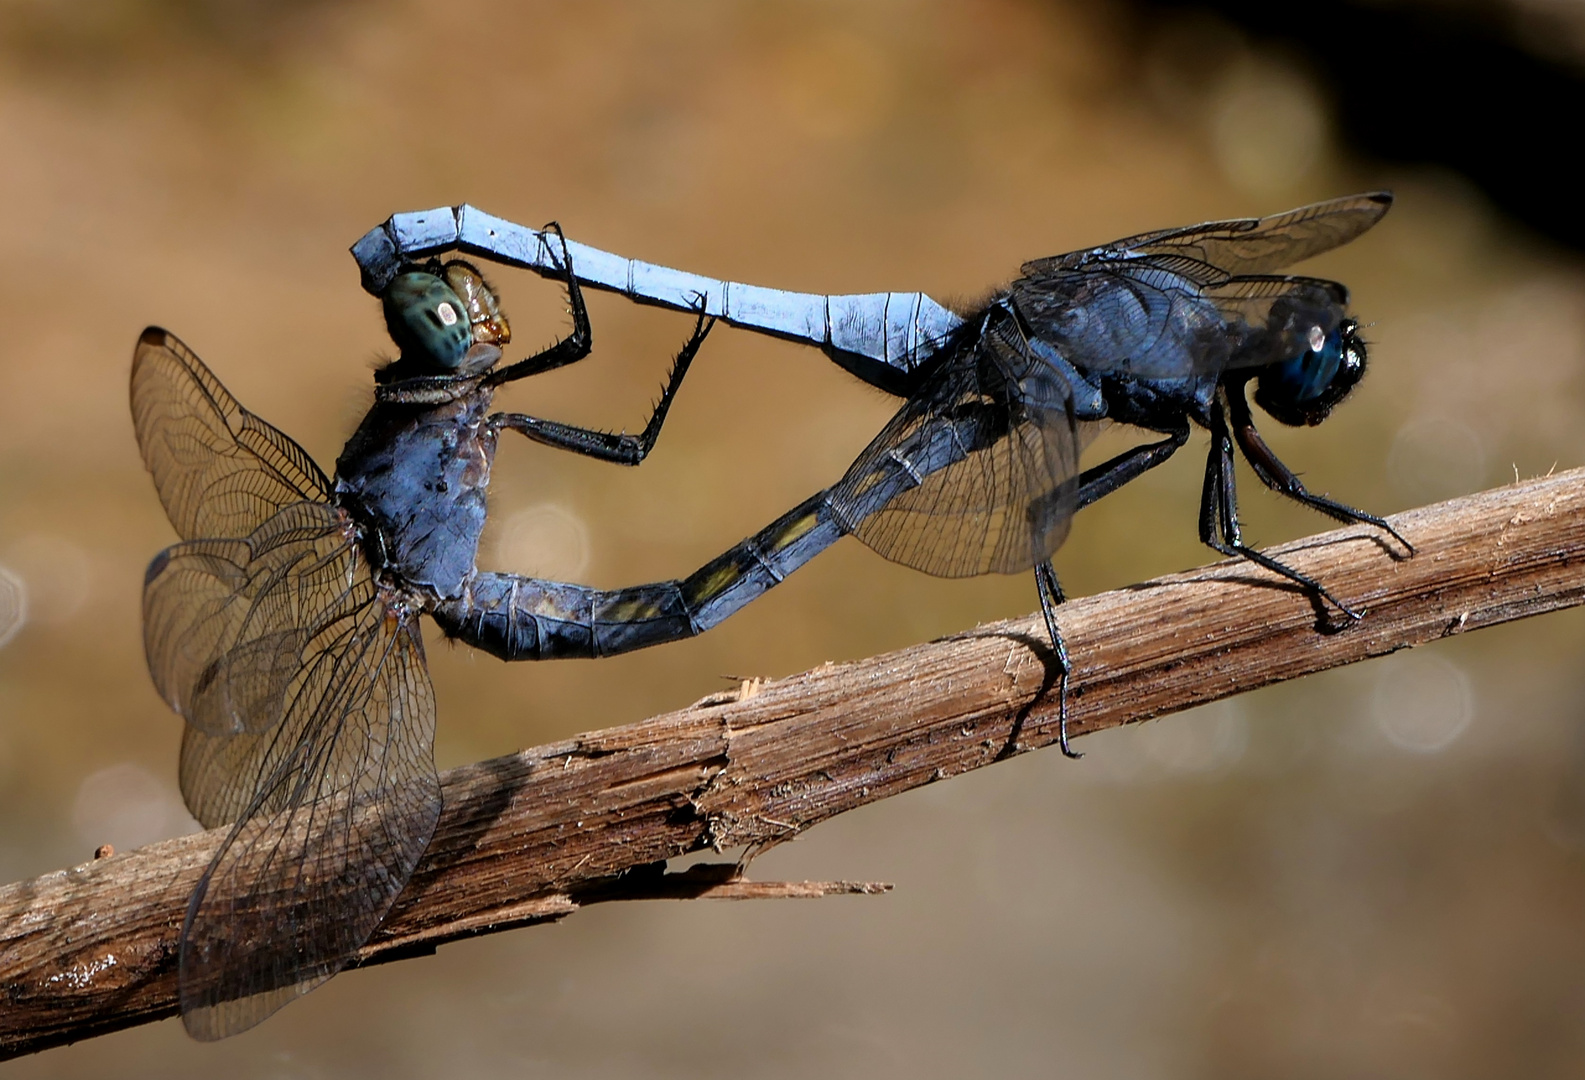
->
[1130,0,1585,250]
[943,626,1069,757]
[1118,569,1351,632]
[372,754,531,934]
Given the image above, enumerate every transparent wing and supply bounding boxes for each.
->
[828,312,1087,578]
[144,503,348,763]
[1025,192,1392,280]
[1005,193,1387,381]
[144,504,440,1039]
[131,327,332,541]
[1010,265,1351,381]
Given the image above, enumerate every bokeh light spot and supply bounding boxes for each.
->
[0,564,25,648]
[2,534,94,628]
[71,762,198,854]
[1371,651,1475,754]
[1211,59,1327,196]
[493,504,592,581]
[1386,415,1488,503]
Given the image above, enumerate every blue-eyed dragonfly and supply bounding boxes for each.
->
[355,193,1409,756]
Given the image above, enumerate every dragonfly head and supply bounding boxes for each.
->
[381,260,512,375]
[1253,318,1366,427]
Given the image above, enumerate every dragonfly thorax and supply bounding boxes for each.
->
[334,388,497,601]
[1252,317,1367,427]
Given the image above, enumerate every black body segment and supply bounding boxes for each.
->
[828,304,1086,579]
[433,492,846,659]
[815,193,1403,753]
[129,232,716,1040]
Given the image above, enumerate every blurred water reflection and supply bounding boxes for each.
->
[3,1,1585,1076]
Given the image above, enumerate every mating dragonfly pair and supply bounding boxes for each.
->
[133,193,1405,1038]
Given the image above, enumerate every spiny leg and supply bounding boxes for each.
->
[1200,396,1362,620]
[484,222,593,387]
[1074,425,1190,512]
[1014,427,1195,760]
[447,384,1004,660]
[1226,389,1413,553]
[489,307,715,466]
[1032,559,1081,759]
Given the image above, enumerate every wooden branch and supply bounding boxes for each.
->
[7,468,1585,1057]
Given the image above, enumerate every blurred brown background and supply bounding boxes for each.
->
[5,1,1585,1076]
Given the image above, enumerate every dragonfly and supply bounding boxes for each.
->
[355,192,1411,756]
[133,194,1404,1038]
[135,234,844,1038]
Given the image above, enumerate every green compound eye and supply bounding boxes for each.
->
[382,271,474,370]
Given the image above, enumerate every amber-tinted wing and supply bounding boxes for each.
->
[131,327,332,541]
[828,309,1087,578]
[145,503,440,1039]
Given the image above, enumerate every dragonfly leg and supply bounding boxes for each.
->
[1200,397,1363,620]
[1032,560,1081,759]
[1227,389,1413,554]
[489,308,714,466]
[433,489,848,659]
[1074,425,1190,511]
[484,223,594,386]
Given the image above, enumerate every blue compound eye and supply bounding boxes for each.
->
[1254,319,1367,427]
[1273,323,1345,403]
[382,271,473,371]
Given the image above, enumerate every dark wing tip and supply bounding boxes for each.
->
[1350,190,1394,222]
[144,548,171,588]
[133,328,179,382]
[1364,190,1394,213]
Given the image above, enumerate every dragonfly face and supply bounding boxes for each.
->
[382,270,474,369]
[380,260,512,376]
[1252,317,1368,427]
[132,196,1409,1041]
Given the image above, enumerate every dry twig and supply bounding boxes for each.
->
[5,469,1585,1057]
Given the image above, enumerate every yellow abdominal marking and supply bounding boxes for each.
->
[688,562,745,603]
[767,511,818,549]
[604,597,662,623]
[529,594,567,619]
[848,468,887,497]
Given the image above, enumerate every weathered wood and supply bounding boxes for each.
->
[6,468,1585,1057]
